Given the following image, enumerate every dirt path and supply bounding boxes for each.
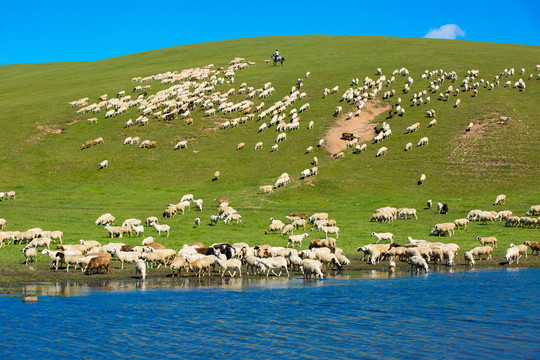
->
[324,101,391,154]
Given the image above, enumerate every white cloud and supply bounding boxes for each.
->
[424,24,465,40]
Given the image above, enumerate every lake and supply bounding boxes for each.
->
[0,268,538,359]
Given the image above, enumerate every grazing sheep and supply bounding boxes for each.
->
[213,171,220,181]
[473,211,495,224]
[418,174,426,185]
[405,142,413,151]
[254,141,263,150]
[376,147,388,157]
[467,210,482,220]
[142,237,154,246]
[85,254,111,274]
[506,246,521,265]
[81,140,93,150]
[510,243,528,259]
[526,205,540,216]
[406,122,420,133]
[430,223,455,237]
[454,218,469,230]
[496,210,513,221]
[476,236,497,248]
[469,246,493,260]
[174,141,188,150]
[427,199,433,209]
[236,142,245,150]
[417,137,429,147]
[494,194,506,205]
[281,224,294,235]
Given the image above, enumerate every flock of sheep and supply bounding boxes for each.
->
[3,56,538,280]
[4,188,538,279]
[5,196,354,280]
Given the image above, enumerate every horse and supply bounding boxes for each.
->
[271,54,285,66]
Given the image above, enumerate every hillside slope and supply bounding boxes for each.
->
[0,35,538,278]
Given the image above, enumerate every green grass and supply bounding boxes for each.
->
[0,35,539,281]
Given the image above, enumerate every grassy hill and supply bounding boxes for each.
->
[0,35,539,281]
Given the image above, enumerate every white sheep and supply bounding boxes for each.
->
[276,133,286,142]
[254,141,263,150]
[99,160,108,169]
[174,141,188,150]
[494,194,506,205]
[376,147,388,157]
[300,259,324,279]
[214,258,242,277]
[418,174,426,185]
[417,137,429,146]
[319,225,340,239]
[111,248,141,269]
[405,142,413,151]
[135,259,146,280]
[142,237,154,246]
[131,225,144,238]
[258,257,290,277]
[370,232,394,244]
[151,222,170,237]
[410,255,429,274]
[22,247,37,265]
[506,246,521,265]
[287,233,309,247]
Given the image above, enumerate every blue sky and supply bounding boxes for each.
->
[1,0,538,65]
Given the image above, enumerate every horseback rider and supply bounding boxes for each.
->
[274,49,279,58]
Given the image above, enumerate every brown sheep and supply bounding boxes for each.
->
[149,243,165,250]
[148,141,157,148]
[188,257,214,278]
[524,241,540,255]
[309,238,337,249]
[81,140,93,150]
[289,213,308,219]
[85,255,110,274]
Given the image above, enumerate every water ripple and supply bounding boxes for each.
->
[0,269,538,359]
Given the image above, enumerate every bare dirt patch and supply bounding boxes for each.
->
[324,101,391,154]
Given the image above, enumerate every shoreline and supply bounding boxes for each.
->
[1,255,538,292]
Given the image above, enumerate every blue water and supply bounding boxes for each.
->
[1,269,539,359]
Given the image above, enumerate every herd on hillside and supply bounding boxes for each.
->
[3,58,540,279]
